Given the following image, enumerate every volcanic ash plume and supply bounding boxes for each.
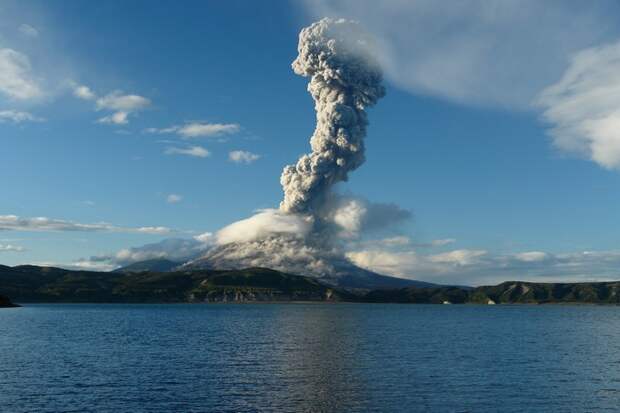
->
[280,18,385,215]
[184,19,390,284]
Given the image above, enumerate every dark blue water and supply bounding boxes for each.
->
[1,304,620,412]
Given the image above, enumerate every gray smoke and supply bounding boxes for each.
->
[280,18,385,215]
[183,19,395,282]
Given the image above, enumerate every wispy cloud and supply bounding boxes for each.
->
[164,145,210,158]
[302,0,617,109]
[0,110,43,123]
[0,48,43,100]
[74,236,214,270]
[0,215,172,235]
[97,111,130,125]
[71,84,151,125]
[73,85,96,100]
[18,24,39,38]
[95,91,151,113]
[228,150,260,164]
[0,244,25,252]
[95,90,151,125]
[166,194,182,204]
[146,122,240,138]
[347,244,620,286]
[537,40,620,169]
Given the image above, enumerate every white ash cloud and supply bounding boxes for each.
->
[79,237,214,269]
[182,19,400,280]
[215,209,313,245]
[320,195,411,239]
[279,18,385,214]
[184,234,348,278]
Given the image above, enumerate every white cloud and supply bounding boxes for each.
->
[513,251,548,262]
[429,249,487,266]
[216,209,313,245]
[347,244,620,286]
[331,198,367,239]
[229,150,261,164]
[346,249,420,278]
[96,91,150,112]
[323,195,412,239]
[194,232,214,244]
[0,215,171,234]
[63,260,118,272]
[164,145,210,158]
[537,40,620,169]
[0,48,42,100]
[0,110,43,123]
[77,237,215,269]
[302,0,618,109]
[73,85,96,100]
[178,122,239,138]
[97,111,129,125]
[378,236,411,247]
[94,90,150,125]
[0,244,25,252]
[362,236,455,248]
[166,194,182,204]
[146,122,240,138]
[430,238,456,247]
[19,24,39,38]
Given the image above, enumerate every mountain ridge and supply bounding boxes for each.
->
[2,265,620,305]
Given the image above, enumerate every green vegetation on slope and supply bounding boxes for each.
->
[0,265,350,303]
[362,281,620,304]
[2,265,620,305]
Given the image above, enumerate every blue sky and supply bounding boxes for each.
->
[2,0,620,284]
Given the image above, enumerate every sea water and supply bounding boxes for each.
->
[1,303,619,412]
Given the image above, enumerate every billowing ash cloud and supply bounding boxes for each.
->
[215,209,313,244]
[280,18,385,215]
[171,19,407,283]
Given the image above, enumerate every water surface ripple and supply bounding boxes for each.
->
[1,304,619,412]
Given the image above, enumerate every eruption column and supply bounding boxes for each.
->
[280,18,385,215]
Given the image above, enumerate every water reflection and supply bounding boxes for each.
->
[2,304,620,412]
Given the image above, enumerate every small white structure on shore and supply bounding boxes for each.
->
[487,299,496,305]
